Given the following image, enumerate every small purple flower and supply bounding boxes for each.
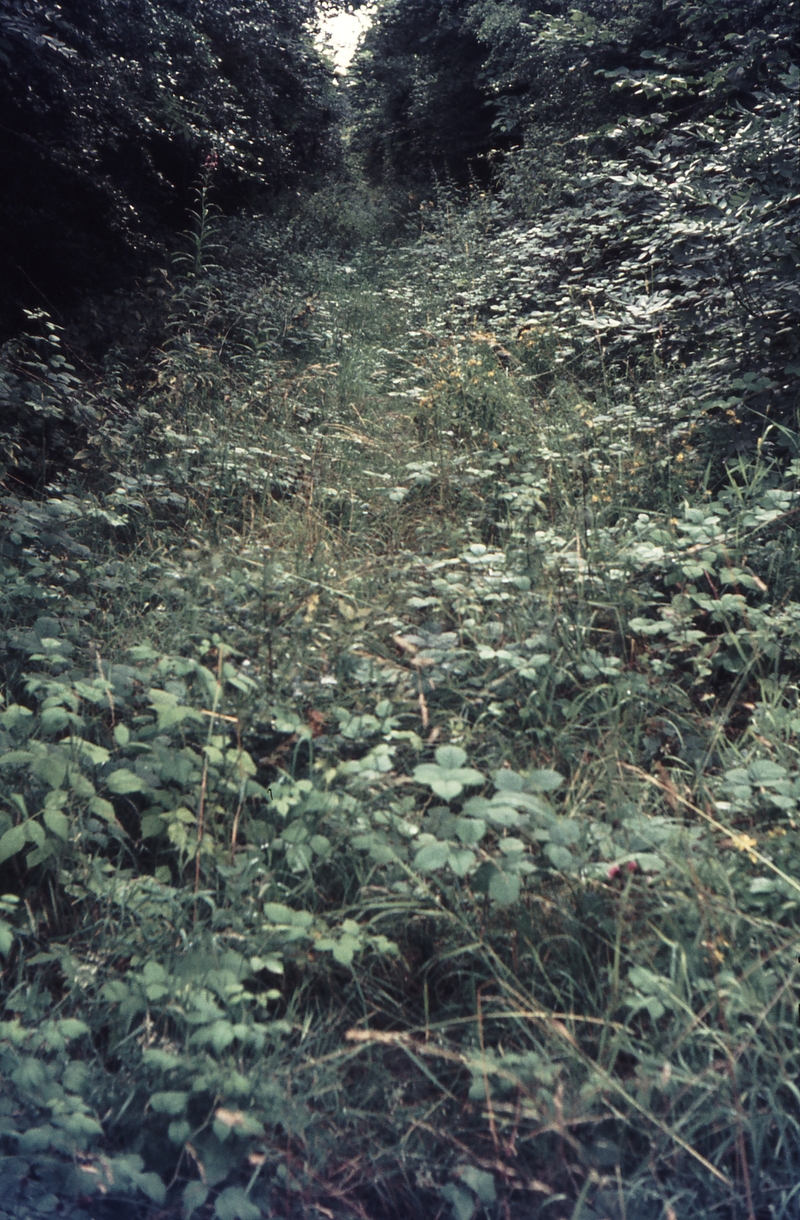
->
[607,860,638,880]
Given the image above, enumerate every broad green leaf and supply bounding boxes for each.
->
[250,955,283,975]
[370,842,399,864]
[183,1182,209,1219]
[0,921,13,956]
[145,978,169,1001]
[148,688,203,730]
[101,980,129,1002]
[492,790,550,815]
[210,1020,235,1053]
[282,820,309,844]
[129,644,158,662]
[19,1126,60,1153]
[44,807,69,840]
[214,1186,261,1220]
[545,843,574,870]
[226,748,257,776]
[748,760,787,784]
[32,752,67,790]
[133,1172,166,1204]
[525,769,564,792]
[461,796,491,817]
[454,817,486,845]
[0,750,35,768]
[262,903,312,928]
[110,1153,144,1180]
[40,707,70,734]
[68,767,95,797]
[72,740,110,765]
[441,1183,476,1220]
[26,842,55,868]
[492,769,524,792]
[414,841,449,872]
[425,775,462,800]
[58,1018,89,1040]
[171,807,197,824]
[54,1111,103,1139]
[628,967,662,992]
[140,1049,179,1068]
[113,724,130,747]
[140,814,163,838]
[0,824,26,865]
[488,868,521,906]
[460,1166,496,1203]
[142,1048,180,1069]
[484,804,523,828]
[341,713,381,739]
[26,818,45,847]
[333,934,360,966]
[286,842,313,871]
[413,762,485,800]
[634,853,665,872]
[435,744,467,769]
[107,768,147,794]
[548,819,580,846]
[448,848,475,876]
[150,1092,189,1116]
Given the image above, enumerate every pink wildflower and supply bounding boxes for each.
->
[607,860,638,880]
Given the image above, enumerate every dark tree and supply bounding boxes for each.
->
[0,0,342,338]
[350,0,798,191]
[348,0,510,189]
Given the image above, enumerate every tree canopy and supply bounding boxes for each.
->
[0,0,341,337]
[350,0,798,187]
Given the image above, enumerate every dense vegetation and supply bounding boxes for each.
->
[1,2,798,1218]
[0,0,340,341]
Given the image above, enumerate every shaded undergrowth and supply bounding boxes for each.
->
[0,182,799,1220]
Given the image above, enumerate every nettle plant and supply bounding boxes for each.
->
[0,641,261,881]
[0,641,407,1215]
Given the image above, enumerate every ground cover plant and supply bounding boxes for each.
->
[1,2,799,1219]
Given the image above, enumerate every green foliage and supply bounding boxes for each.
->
[2,220,798,1215]
[0,0,341,337]
[0,5,798,1217]
[0,311,98,492]
[349,0,506,187]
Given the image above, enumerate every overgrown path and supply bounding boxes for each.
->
[1,213,799,1220]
